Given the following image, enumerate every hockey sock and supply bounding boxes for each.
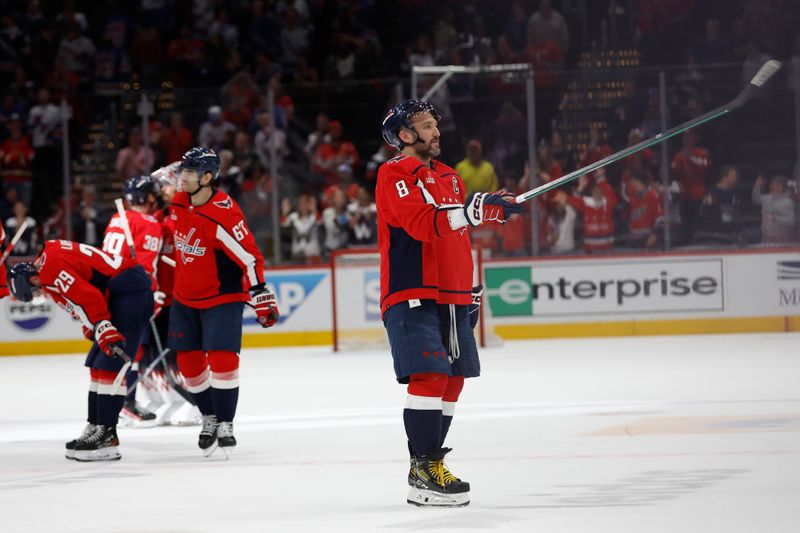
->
[95,369,125,426]
[440,375,464,447]
[208,351,239,422]
[88,370,99,424]
[178,350,215,416]
[125,346,145,402]
[404,373,448,456]
[125,368,138,402]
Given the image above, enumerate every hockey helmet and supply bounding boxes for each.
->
[123,174,161,205]
[381,99,441,150]
[7,262,38,302]
[180,147,221,182]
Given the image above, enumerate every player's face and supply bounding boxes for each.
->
[408,112,440,159]
[161,184,177,203]
[180,169,201,193]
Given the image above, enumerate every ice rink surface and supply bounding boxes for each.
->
[1,333,799,533]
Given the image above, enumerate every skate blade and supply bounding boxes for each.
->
[219,445,235,460]
[201,441,219,458]
[73,447,122,462]
[119,410,159,429]
[64,450,76,461]
[407,487,470,507]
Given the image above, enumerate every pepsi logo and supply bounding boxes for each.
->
[4,298,53,331]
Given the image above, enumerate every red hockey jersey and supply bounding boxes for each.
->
[156,208,176,306]
[102,209,162,289]
[625,186,664,235]
[376,155,472,314]
[170,189,265,309]
[568,177,617,250]
[36,240,139,328]
[0,226,9,298]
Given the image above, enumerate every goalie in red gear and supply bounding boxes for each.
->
[167,147,279,457]
[6,240,153,461]
[377,99,521,507]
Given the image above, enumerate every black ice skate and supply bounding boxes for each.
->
[72,425,121,462]
[120,400,158,428]
[407,447,470,507]
[217,421,236,458]
[65,423,100,460]
[407,442,417,487]
[199,414,218,457]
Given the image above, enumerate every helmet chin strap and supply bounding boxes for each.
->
[187,173,212,197]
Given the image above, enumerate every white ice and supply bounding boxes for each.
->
[1,333,799,533]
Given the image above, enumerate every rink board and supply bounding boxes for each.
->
[1,249,799,355]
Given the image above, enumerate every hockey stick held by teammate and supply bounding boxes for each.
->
[514,60,782,204]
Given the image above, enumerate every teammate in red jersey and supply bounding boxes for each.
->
[378,99,522,507]
[6,240,153,461]
[0,226,9,299]
[168,147,279,457]
[103,174,163,424]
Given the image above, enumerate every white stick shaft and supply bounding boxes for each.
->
[114,198,137,259]
[160,255,176,267]
[0,220,30,265]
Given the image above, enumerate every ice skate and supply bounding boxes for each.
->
[407,448,470,507]
[119,400,158,428]
[65,424,100,460]
[217,421,236,459]
[72,425,121,462]
[199,414,218,457]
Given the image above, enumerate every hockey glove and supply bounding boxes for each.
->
[94,320,126,357]
[152,290,166,319]
[469,285,483,329]
[464,191,524,226]
[250,284,280,328]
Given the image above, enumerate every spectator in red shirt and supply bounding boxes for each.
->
[671,130,710,240]
[568,170,617,253]
[160,112,192,164]
[623,171,664,248]
[312,120,360,186]
[0,114,35,205]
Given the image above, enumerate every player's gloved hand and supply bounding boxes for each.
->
[249,284,280,328]
[94,320,126,357]
[464,191,524,226]
[469,285,483,329]
[152,290,166,319]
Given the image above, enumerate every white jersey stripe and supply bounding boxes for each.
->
[215,225,259,288]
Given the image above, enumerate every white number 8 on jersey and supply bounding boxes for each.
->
[395,180,409,198]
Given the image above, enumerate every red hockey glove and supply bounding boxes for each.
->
[250,285,279,328]
[464,191,524,226]
[94,320,126,357]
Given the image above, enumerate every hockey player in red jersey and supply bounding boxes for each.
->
[168,147,279,457]
[377,99,522,506]
[7,240,153,461]
[103,174,163,424]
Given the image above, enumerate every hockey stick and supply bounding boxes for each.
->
[515,60,782,204]
[109,345,132,396]
[0,220,30,266]
[114,198,138,259]
[124,320,196,405]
